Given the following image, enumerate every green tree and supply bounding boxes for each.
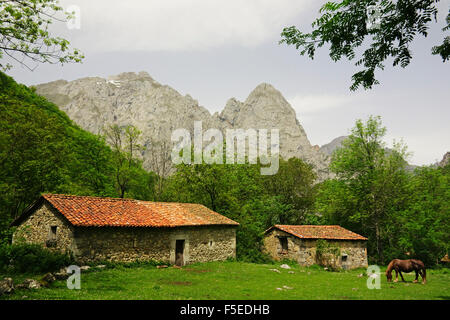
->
[104,124,148,199]
[0,92,70,221]
[65,132,116,197]
[164,162,236,211]
[432,9,450,61]
[0,0,83,70]
[263,158,317,225]
[281,0,449,90]
[390,165,450,265]
[316,116,410,263]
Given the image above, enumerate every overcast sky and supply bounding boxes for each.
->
[7,0,450,165]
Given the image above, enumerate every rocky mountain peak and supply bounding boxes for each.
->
[217,98,243,127]
[320,136,348,156]
[35,72,331,180]
[244,83,292,113]
[438,152,450,167]
[107,71,153,81]
[246,82,278,98]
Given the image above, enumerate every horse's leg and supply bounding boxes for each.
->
[399,271,406,282]
[394,270,398,283]
[421,268,427,284]
[413,271,419,283]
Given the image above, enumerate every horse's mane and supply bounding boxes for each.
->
[385,259,396,274]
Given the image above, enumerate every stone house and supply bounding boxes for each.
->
[12,194,239,265]
[263,225,368,269]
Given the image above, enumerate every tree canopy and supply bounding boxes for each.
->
[281,0,449,90]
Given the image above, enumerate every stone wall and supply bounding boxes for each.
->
[73,225,236,264]
[12,202,75,254]
[263,229,368,269]
[13,201,237,265]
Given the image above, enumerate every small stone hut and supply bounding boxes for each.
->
[263,225,368,269]
[12,194,239,265]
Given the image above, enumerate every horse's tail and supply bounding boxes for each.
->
[422,267,427,282]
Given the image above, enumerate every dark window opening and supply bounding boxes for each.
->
[279,237,288,253]
[50,226,57,239]
[342,255,348,262]
[46,226,57,247]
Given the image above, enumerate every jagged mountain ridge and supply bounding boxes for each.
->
[319,135,428,172]
[35,71,330,179]
[319,136,348,156]
[437,152,450,167]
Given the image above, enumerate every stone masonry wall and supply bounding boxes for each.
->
[263,229,368,269]
[73,225,237,264]
[12,202,75,254]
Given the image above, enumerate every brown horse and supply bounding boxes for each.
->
[386,259,427,284]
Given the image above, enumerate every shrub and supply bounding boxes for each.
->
[0,243,74,274]
[235,227,272,264]
[0,243,11,268]
[315,239,341,270]
[0,221,14,246]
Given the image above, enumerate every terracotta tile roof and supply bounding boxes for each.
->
[37,194,239,228]
[268,225,367,241]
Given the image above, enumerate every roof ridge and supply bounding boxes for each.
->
[137,200,207,206]
[37,194,239,228]
[43,194,211,207]
[271,224,367,241]
[43,193,137,202]
[275,224,342,227]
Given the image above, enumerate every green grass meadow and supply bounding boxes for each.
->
[1,261,449,300]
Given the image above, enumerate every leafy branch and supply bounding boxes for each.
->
[0,0,84,71]
[280,0,446,91]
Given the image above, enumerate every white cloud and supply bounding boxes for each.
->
[58,0,314,52]
[287,93,362,116]
[385,131,449,166]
